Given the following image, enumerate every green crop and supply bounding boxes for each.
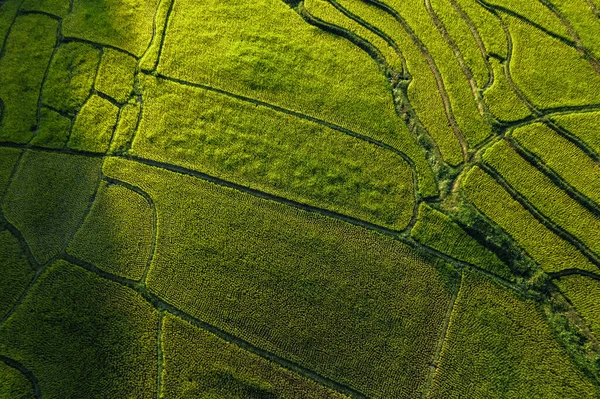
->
[0,361,34,399]
[69,95,119,153]
[507,15,600,109]
[304,0,404,73]
[483,58,531,122]
[336,0,463,165]
[68,181,153,281]
[161,313,348,399]
[104,157,455,398]
[431,0,489,89]
[484,0,570,36]
[2,151,101,265]
[556,275,600,338]
[63,0,160,57]
[43,42,100,114]
[109,101,140,154]
[545,0,600,59]
[385,0,493,148]
[452,0,507,58]
[30,108,71,149]
[511,123,600,206]
[462,166,599,273]
[0,230,34,320]
[0,14,57,143]
[411,203,512,279]
[483,140,600,258]
[553,111,600,155]
[431,270,596,398]
[21,0,69,17]
[158,0,401,147]
[0,260,158,398]
[95,49,137,103]
[0,148,20,202]
[132,74,415,230]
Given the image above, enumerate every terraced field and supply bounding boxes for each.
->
[1,0,599,397]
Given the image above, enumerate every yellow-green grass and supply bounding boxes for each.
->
[132,75,415,230]
[43,42,100,114]
[508,15,600,109]
[69,95,119,153]
[483,140,600,258]
[483,58,531,122]
[21,0,69,17]
[511,123,600,206]
[484,0,570,37]
[0,14,57,143]
[104,157,457,399]
[452,0,507,58]
[95,49,137,103]
[336,0,462,165]
[30,107,71,149]
[545,0,600,60]
[304,0,404,72]
[431,0,489,88]
[411,203,512,279]
[430,270,596,398]
[0,260,158,398]
[0,230,34,320]
[63,0,160,57]
[157,0,438,197]
[0,147,21,201]
[158,0,400,149]
[553,111,600,156]
[555,275,600,338]
[2,150,101,265]
[68,181,153,281]
[385,0,493,147]
[109,101,139,153]
[139,0,172,71]
[0,360,34,399]
[462,166,599,273]
[161,313,349,399]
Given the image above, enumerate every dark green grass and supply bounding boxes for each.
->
[0,148,20,201]
[431,270,597,398]
[43,42,99,114]
[68,181,153,281]
[0,14,57,143]
[30,107,71,149]
[161,313,348,399]
[0,230,34,320]
[21,0,70,17]
[0,361,34,399]
[2,150,101,265]
[104,157,457,399]
[0,260,158,398]
[63,0,160,57]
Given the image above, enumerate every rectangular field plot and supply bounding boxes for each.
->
[132,75,415,230]
[430,270,596,398]
[103,156,457,399]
